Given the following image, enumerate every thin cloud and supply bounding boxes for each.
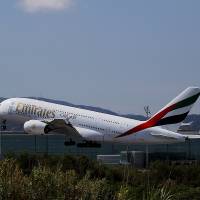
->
[19,0,74,13]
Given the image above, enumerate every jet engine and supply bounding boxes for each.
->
[24,120,50,134]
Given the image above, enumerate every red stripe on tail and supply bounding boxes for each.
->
[116,104,175,138]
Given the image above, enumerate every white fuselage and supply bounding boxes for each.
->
[0,98,186,144]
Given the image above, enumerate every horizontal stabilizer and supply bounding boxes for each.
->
[184,135,200,139]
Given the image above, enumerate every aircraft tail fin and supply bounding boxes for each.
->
[151,87,200,126]
[116,87,200,138]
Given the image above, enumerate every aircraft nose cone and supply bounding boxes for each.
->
[0,103,3,116]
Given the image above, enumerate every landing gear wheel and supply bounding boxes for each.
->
[64,138,76,146]
[1,120,6,131]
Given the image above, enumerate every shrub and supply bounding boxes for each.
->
[0,159,28,199]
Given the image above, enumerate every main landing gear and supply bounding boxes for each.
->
[64,138,76,146]
[64,138,101,148]
[77,141,101,148]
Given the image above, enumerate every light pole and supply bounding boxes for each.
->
[144,106,151,168]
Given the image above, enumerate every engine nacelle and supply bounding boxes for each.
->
[24,120,48,135]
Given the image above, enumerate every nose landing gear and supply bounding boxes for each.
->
[1,120,6,131]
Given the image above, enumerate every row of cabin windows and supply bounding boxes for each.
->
[55,110,95,120]
[102,119,120,125]
[79,123,105,131]
[52,110,122,127]
[111,130,120,134]
[79,124,120,134]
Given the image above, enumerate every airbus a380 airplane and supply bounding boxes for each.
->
[0,87,199,147]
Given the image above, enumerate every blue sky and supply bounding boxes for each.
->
[0,0,199,115]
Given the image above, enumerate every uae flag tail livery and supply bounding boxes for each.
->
[117,87,200,138]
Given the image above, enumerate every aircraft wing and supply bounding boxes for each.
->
[44,119,74,129]
[42,119,102,141]
[43,119,83,138]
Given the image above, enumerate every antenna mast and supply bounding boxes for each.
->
[144,105,151,119]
